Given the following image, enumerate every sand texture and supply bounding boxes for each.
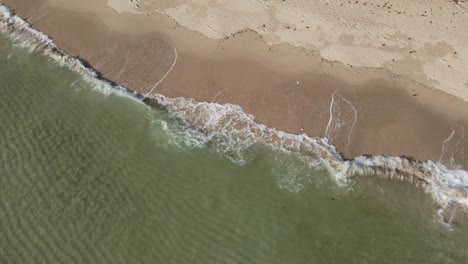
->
[125,0,468,101]
[1,0,467,167]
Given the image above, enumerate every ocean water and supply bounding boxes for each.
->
[1,20,468,264]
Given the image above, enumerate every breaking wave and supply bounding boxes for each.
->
[1,4,467,225]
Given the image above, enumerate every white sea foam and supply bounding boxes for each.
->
[0,5,141,102]
[1,3,467,223]
[151,94,468,219]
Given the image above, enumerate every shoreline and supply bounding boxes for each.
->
[1,3,467,226]
[5,0,468,164]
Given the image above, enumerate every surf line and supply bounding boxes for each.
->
[324,91,358,152]
[145,44,178,98]
[3,3,468,223]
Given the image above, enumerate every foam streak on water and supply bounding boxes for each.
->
[1,4,467,223]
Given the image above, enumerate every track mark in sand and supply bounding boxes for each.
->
[324,91,338,137]
[145,45,178,97]
[340,95,358,151]
[439,125,465,169]
[114,48,131,78]
[439,127,456,162]
[271,81,302,116]
[211,89,225,103]
[453,2,468,17]
[94,43,119,69]
[325,91,358,153]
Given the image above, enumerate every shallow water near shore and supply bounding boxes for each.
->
[1,32,468,264]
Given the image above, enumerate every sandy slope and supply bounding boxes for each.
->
[114,0,468,101]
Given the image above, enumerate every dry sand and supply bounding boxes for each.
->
[2,0,467,167]
[128,0,468,101]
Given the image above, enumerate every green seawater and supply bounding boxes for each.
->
[0,34,467,264]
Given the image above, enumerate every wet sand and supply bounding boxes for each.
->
[2,0,467,167]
